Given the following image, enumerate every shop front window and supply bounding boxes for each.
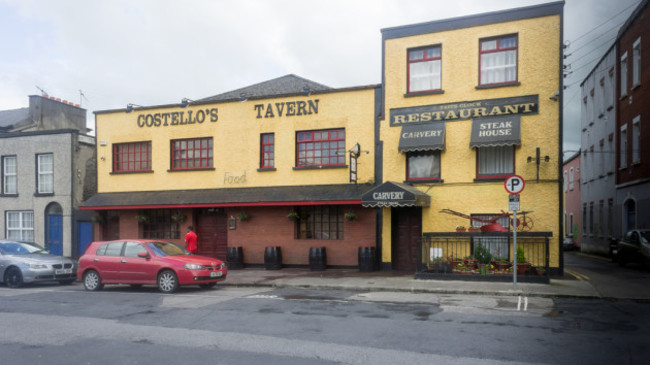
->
[295,206,344,240]
[140,210,180,240]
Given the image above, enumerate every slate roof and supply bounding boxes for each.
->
[198,74,332,103]
[0,107,30,129]
[81,183,375,209]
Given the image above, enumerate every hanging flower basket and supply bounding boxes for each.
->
[344,212,357,221]
[287,212,299,220]
[91,215,104,223]
[136,215,148,223]
[171,214,186,222]
[238,212,250,221]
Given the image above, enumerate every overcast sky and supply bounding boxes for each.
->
[0,0,641,159]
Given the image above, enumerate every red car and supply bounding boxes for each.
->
[77,240,227,293]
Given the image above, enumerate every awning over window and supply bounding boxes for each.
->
[470,116,521,148]
[361,181,431,208]
[398,123,445,152]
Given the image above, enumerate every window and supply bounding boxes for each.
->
[569,213,575,238]
[589,203,594,235]
[608,199,613,237]
[6,211,34,241]
[620,52,628,96]
[620,125,627,168]
[295,205,344,240]
[2,156,17,195]
[632,116,641,164]
[477,146,514,178]
[113,141,151,172]
[407,151,440,181]
[124,242,148,257]
[569,167,574,190]
[296,129,345,168]
[97,241,124,256]
[171,137,213,170]
[479,35,518,86]
[563,171,568,192]
[598,201,604,237]
[261,133,275,169]
[600,140,605,176]
[582,205,587,235]
[140,210,180,240]
[633,37,641,87]
[408,45,441,93]
[37,153,53,194]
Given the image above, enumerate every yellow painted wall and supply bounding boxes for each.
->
[382,15,562,267]
[95,88,377,193]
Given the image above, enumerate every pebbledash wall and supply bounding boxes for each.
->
[85,81,380,267]
[374,2,564,273]
[84,1,564,272]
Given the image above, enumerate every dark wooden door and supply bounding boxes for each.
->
[391,207,422,271]
[196,209,227,260]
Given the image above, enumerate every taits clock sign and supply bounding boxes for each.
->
[504,175,525,195]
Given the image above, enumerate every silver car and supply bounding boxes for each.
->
[0,240,77,288]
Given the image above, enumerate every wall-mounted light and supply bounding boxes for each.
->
[125,103,143,113]
[527,147,550,182]
[349,143,361,157]
[180,98,194,108]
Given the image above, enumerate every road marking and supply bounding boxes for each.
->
[565,270,589,281]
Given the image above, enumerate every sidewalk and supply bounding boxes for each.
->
[222,267,603,299]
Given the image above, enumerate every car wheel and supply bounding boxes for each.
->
[58,279,76,285]
[199,282,216,289]
[83,270,104,291]
[158,270,178,294]
[5,267,24,288]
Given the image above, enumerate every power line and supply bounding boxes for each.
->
[568,1,640,45]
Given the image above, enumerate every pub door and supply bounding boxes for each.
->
[391,207,422,271]
[196,208,228,260]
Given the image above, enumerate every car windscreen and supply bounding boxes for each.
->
[641,231,650,244]
[0,242,46,255]
[145,242,188,257]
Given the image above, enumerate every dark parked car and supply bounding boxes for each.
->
[616,229,650,267]
[77,239,227,293]
[0,240,77,288]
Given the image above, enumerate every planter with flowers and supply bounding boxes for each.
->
[456,225,466,232]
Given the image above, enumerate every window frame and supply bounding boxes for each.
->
[139,210,180,240]
[478,34,519,87]
[112,141,152,173]
[620,51,628,97]
[2,155,17,195]
[295,129,346,169]
[632,116,641,164]
[5,211,34,241]
[36,153,54,195]
[475,145,515,180]
[406,150,441,182]
[407,45,442,94]
[620,124,628,169]
[260,133,275,169]
[170,137,213,171]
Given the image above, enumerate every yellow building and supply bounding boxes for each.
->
[362,1,564,275]
[84,2,565,276]
[85,75,380,268]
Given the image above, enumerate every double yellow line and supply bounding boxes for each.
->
[566,269,589,281]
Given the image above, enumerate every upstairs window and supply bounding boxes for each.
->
[296,129,345,168]
[620,125,628,169]
[261,133,275,169]
[479,35,518,86]
[632,116,641,164]
[620,52,628,96]
[37,153,53,194]
[113,141,152,173]
[171,137,213,170]
[632,37,641,87]
[407,151,441,182]
[2,156,17,195]
[408,45,441,93]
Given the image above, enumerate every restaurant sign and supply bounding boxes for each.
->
[389,95,538,127]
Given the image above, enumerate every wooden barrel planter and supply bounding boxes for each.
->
[226,246,244,269]
[264,246,282,270]
[309,247,327,271]
[358,246,376,272]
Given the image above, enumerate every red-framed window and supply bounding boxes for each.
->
[296,129,345,168]
[476,146,514,179]
[408,45,441,93]
[479,35,518,86]
[113,141,151,172]
[171,137,213,170]
[261,133,275,168]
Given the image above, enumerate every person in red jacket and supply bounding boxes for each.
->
[185,226,198,254]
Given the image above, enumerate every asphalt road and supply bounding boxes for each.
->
[1,279,649,364]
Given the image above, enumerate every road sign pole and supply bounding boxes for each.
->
[513,209,517,290]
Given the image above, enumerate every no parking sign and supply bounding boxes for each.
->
[504,175,525,195]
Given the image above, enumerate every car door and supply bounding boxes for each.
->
[92,241,125,282]
[118,241,157,284]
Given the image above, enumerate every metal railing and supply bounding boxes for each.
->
[418,232,551,276]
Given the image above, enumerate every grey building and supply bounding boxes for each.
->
[579,44,617,255]
[0,95,96,257]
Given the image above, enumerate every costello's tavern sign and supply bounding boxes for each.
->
[389,95,538,126]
